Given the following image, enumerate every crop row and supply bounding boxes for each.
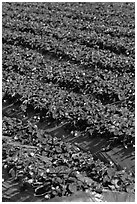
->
[3,68,135,149]
[3,28,135,74]
[3,44,135,106]
[3,2,135,33]
[2,3,135,201]
[2,15,135,58]
[2,2,135,149]
[2,116,135,199]
[2,3,135,66]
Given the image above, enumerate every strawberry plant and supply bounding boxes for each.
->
[2,2,135,201]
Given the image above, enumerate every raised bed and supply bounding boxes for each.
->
[2,103,135,202]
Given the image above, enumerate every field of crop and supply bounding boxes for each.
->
[2,2,135,202]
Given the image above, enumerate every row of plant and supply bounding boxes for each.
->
[3,27,134,74]
[2,14,135,148]
[2,116,135,200]
[3,43,134,107]
[2,3,134,148]
[2,67,135,149]
[2,2,135,202]
[2,2,135,32]
[2,13,135,59]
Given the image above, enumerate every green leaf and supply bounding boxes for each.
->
[9,168,16,178]
[107,168,115,179]
[68,183,77,193]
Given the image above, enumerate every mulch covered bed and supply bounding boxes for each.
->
[2,116,135,202]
